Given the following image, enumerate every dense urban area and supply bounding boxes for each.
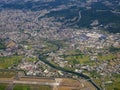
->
[0,0,120,90]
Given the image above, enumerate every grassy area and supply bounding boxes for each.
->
[39,41,58,54]
[63,53,117,67]
[37,86,51,90]
[93,75,120,90]
[0,56,22,69]
[25,57,38,62]
[105,74,120,90]
[13,84,30,90]
[0,83,8,90]
[85,71,120,90]
[0,40,6,50]
[64,55,90,64]
[13,85,51,90]
[44,42,57,52]
[64,49,82,55]
[0,71,16,78]
[109,46,120,52]
[97,53,117,61]
[24,45,32,50]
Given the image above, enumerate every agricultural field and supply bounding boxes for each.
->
[0,56,22,69]
[97,53,117,61]
[13,84,30,90]
[0,70,16,78]
[64,55,89,64]
[105,75,120,90]
[92,74,120,90]
[0,84,51,90]
[63,53,117,65]
[0,83,8,90]
[25,57,38,62]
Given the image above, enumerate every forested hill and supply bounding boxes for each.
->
[0,0,120,33]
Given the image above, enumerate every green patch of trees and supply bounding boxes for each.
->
[0,41,5,50]
[109,46,120,52]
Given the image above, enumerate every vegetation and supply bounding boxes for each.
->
[0,83,8,90]
[25,57,38,62]
[0,56,22,69]
[13,84,30,90]
[13,85,51,90]
[97,53,117,61]
[84,65,120,90]
[24,45,32,50]
[105,74,120,90]
[109,46,120,52]
[64,55,89,64]
[63,50,115,65]
[0,40,5,50]
[0,71,16,78]
[38,86,51,90]
[84,71,120,90]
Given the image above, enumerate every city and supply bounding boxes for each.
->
[0,0,120,90]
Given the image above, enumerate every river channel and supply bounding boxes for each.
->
[38,41,101,90]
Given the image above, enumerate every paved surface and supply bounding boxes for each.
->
[0,78,96,90]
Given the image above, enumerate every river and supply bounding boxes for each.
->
[38,40,101,90]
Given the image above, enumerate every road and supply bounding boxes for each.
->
[67,10,82,26]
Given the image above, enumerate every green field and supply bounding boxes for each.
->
[0,40,5,50]
[84,69,120,90]
[97,54,117,61]
[13,84,30,90]
[0,71,16,78]
[25,57,38,62]
[63,53,117,65]
[0,83,8,90]
[64,55,90,64]
[105,74,120,90]
[13,85,51,90]
[0,56,22,69]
